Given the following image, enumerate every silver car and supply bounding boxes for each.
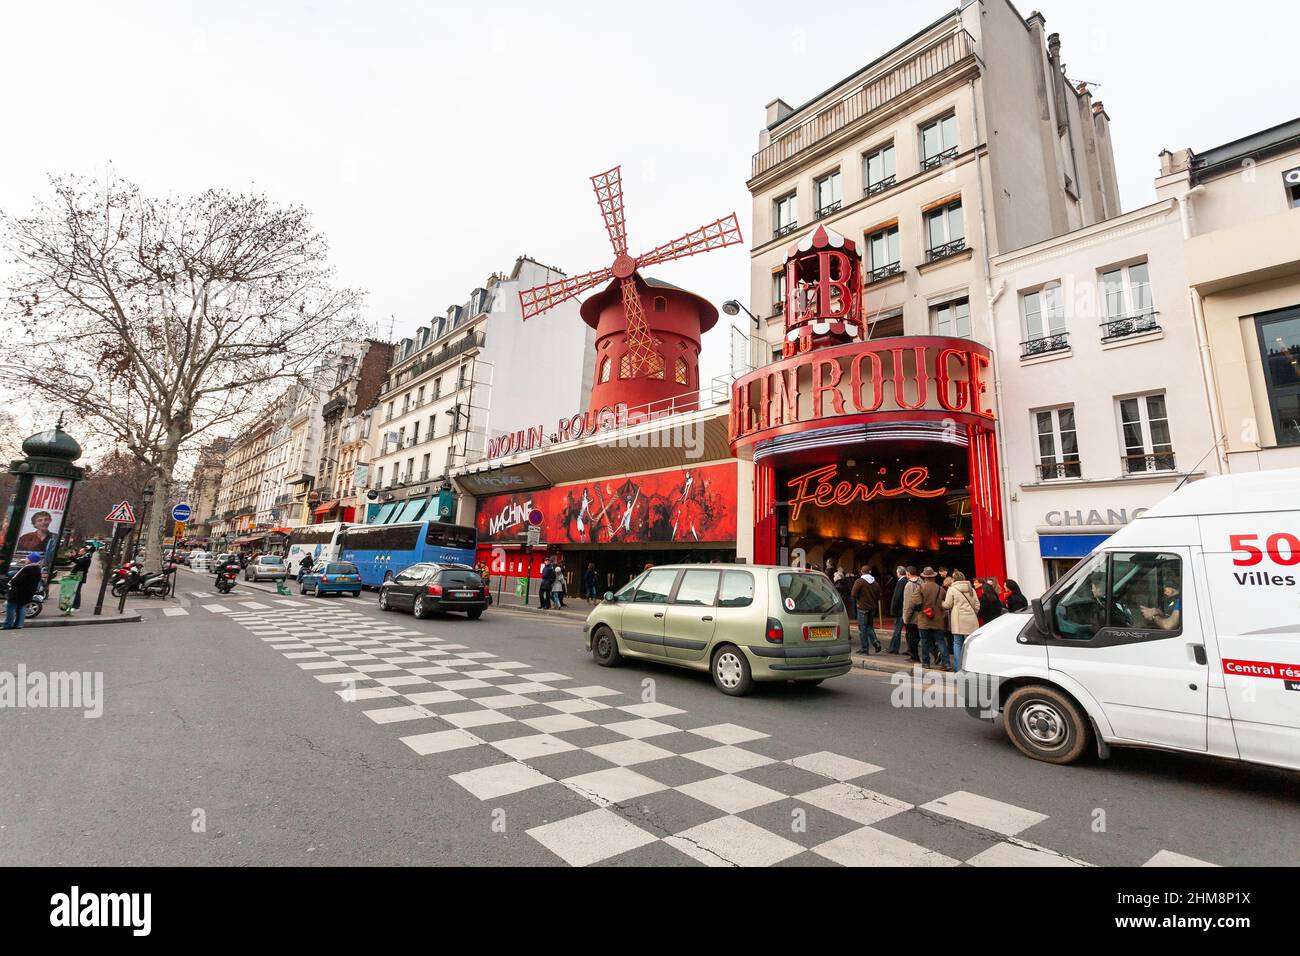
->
[245,554,288,582]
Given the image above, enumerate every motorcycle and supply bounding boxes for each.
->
[112,563,175,599]
[215,566,239,594]
[0,570,45,619]
[111,561,144,595]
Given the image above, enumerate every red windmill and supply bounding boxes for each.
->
[519,166,743,386]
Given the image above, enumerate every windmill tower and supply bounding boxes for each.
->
[519,166,743,414]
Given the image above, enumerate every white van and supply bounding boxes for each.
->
[961,469,1300,770]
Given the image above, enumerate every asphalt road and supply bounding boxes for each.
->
[1,569,1295,867]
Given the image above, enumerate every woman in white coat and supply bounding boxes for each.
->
[942,571,981,670]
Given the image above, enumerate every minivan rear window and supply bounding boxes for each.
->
[438,570,486,589]
[778,572,842,614]
[326,563,358,575]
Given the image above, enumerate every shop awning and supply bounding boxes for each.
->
[1039,534,1110,559]
[314,501,339,517]
[373,503,397,524]
[392,498,427,523]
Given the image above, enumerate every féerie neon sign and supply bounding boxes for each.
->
[786,464,947,521]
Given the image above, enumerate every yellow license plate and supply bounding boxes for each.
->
[807,626,836,640]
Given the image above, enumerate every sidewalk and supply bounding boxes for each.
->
[25,557,143,628]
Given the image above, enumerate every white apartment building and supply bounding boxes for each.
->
[367,256,594,525]
[991,200,1222,593]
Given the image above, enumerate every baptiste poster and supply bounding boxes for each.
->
[476,463,737,545]
[14,477,73,562]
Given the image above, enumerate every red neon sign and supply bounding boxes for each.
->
[785,464,948,521]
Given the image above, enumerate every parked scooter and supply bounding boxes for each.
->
[112,563,175,599]
[111,560,144,595]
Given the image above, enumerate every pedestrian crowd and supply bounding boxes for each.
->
[827,559,1028,671]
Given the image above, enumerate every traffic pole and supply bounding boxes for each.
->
[93,523,128,617]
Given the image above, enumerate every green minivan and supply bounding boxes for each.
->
[583,564,854,696]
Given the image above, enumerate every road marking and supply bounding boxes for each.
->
[239,601,271,610]
[1143,849,1218,867]
[163,608,189,617]
[920,791,1049,836]
[201,604,231,613]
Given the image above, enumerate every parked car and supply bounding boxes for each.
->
[300,561,363,598]
[584,564,853,696]
[187,549,211,570]
[244,554,287,582]
[378,563,488,619]
[962,468,1300,771]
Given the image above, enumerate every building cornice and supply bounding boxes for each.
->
[991,200,1178,272]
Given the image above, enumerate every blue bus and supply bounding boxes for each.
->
[339,521,478,588]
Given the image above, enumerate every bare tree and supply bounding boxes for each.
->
[1,174,366,567]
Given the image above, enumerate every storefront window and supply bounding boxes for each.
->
[1256,307,1300,446]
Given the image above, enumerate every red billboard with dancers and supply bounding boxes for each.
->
[476,462,738,545]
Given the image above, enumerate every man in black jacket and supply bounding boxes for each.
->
[69,546,94,613]
[3,553,45,630]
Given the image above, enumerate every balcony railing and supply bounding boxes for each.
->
[1021,332,1071,358]
[1101,312,1161,342]
[382,330,485,397]
[865,175,897,197]
[1122,451,1177,475]
[925,237,966,262]
[920,146,959,171]
[815,201,842,220]
[867,262,903,283]
[1037,460,1082,481]
[753,29,976,178]
[773,221,799,240]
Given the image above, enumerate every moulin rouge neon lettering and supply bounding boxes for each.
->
[785,464,947,521]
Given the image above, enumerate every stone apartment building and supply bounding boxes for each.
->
[315,339,393,525]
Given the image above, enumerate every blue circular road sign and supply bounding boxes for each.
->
[171,503,193,522]
[528,509,544,527]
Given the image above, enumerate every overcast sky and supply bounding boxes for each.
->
[2,0,1294,449]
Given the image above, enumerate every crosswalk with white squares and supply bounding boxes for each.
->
[219,601,1221,868]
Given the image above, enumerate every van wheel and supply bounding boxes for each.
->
[712,645,754,697]
[1004,685,1091,765]
[592,626,621,667]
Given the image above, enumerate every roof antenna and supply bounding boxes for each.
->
[1174,434,1225,492]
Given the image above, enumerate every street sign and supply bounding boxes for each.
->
[171,502,192,522]
[174,521,187,539]
[105,501,136,524]
[526,526,542,546]
[528,509,544,527]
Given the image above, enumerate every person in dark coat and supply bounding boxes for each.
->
[3,553,45,630]
[539,559,555,609]
[978,577,1006,624]
[1004,579,1029,613]
[70,546,94,613]
[584,563,599,604]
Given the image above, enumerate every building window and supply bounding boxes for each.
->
[924,198,965,260]
[428,415,436,439]
[398,426,406,447]
[868,311,904,339]
[619,354,633,379]
[1020,285,1069,357]
[1035,407,1081,480]
[814,170,842,219]
[772,271,786,315]
[421,453,430,480]
[600,357,612,383]
[406,458,415,482]
[866,224,901,283]
[385,402,394,423]
[773,192,798,238]
[411,421,420,444]
[920,114,958,169]
[417,386,425,407]
[931,298,970,338]
[653,296,667,313]
[864,144,896,195]
[1100,262,1158,339]
[674,358,688,386]
[377,466,384,488]
[1287,172,1300,209]
[402,394,410,414]
[1256,306,1300,446]
[1117,393,1176,474]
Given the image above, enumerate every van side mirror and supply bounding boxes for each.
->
[603,591,615,603]
[1032,598,1049,634]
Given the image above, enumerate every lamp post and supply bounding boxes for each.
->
[722,300,762,330]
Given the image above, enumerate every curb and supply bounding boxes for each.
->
[24,612,144,629]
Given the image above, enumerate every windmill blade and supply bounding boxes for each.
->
[591,166,630,257]
[620,277,664,379]
[518,266,613,320]
[636,213,744,268]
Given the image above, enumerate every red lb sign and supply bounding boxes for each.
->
[729,336,994,449]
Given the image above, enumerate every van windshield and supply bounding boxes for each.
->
[778,572,842,615]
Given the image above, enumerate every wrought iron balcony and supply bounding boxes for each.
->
[920,146,959,171]
[815,201,842,220]
[773,221,799,239]
[752,29,975,178]
[1037,460,1082,481]
[1020,332,1071,358]
[867,262,903,283]
[1101,312,1161,341]
[1122,451,1177,475]
[865,176,897,197]
[925,238,966,262]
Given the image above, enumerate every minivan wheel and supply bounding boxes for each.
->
[592,626,621,667]
[712,645,754,697]
[1004,685,1091,765]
